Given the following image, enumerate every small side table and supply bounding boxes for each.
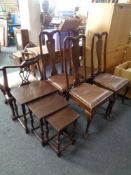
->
[11,80,57,133]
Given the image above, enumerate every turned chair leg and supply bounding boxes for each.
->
[8,98,19,120]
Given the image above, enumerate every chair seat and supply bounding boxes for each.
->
[70,83,113,109]
[94,73,129,92]
[46,107,79,132]
[48,73,75,92]
[0,71,37,89]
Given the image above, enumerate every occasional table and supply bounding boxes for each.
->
[11,80,57,133]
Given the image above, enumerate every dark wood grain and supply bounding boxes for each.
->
[11,80,57,105]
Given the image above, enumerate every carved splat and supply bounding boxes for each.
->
[64,35,86,88]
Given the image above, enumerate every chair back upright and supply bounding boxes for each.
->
[39,30,63,79]
[63,34,86,90]
[91,32,108,79]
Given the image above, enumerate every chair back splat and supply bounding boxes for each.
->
[19,55,42,86]
[0,53,43,120]
[91,32,108,79]
[39,30,78,95]
[39,30,63,79]
[64,35,86,89]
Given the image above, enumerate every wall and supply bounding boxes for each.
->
[28,0,41,45]
[18,0,41,45]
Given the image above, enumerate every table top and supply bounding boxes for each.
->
[27,93,68,119]
[11,80,57,105]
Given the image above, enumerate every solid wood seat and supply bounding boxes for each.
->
[46,107,79,157]
[91,32,129,103]
[63,35,114,136]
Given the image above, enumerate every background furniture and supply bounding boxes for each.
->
[58,18,82,32]
[0,18,8,46]
[14,28,29,50]
[86,3,131,73]
[114,61,131,98]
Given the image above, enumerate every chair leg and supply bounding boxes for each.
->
[8,98,19,120]
[84,112,93,138]
[0,89,8,104]
[122,85,129,104]
[105,95,116,119]
[64,91,70,101]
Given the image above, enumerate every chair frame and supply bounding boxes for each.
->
[0,54,42,120]
[63,35,114,136]
[91,32,129,104]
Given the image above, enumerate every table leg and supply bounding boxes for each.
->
[21,104,29,134]
[40,119,45,147]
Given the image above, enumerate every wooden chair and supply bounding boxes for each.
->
[39,30,75,97]
[63,35,114,137]
[91,32,129,104]
[0,53,40,120]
